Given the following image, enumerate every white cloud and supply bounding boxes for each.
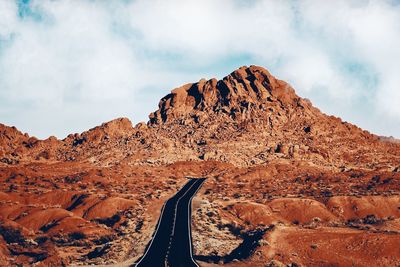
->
[0,2,18,38]
[1,1,140,103]
[0,0,400,138]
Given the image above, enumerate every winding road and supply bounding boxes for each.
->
[134,178,206,267]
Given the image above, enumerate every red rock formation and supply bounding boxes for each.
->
[1,66,399,170]
[150,66,299,124]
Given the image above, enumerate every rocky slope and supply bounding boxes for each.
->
[148,65,399,169]
[0,65,399,266]
[2,66,399,170]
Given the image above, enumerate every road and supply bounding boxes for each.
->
[134,178,206,267]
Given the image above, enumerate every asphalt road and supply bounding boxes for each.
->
[134,178,206,267]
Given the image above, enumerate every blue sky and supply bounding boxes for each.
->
[0,0,400,138]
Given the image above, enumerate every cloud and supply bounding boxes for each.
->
[0,1,141,102]
[0,0,400,138]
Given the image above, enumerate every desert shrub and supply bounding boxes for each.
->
[68,232,86,240]
[94,214,121,227]
[0,225,25,244]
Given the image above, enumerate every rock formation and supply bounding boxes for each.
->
[2,65,399,170]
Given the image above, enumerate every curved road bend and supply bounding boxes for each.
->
[134,178,206,267]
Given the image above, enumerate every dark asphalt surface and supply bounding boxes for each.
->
[134,178,206,267]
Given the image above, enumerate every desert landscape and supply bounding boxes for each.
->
[1,66,400,266]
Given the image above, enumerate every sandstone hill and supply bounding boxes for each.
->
[1,65,399,171]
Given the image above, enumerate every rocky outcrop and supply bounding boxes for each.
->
[145,65,398,169]
[0,65,399,170]
[149,66,300,124]
[64,117,134,147]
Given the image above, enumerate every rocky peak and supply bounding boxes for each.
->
[149,65,301,124]
[0,124,30,149]
[90,117,133,136]
[0,123,28,139]
[65,118,134,146]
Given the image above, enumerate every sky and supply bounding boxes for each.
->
[0,0,400,139]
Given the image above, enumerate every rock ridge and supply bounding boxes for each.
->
[1,65,400,170]
[149,65,299,124]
